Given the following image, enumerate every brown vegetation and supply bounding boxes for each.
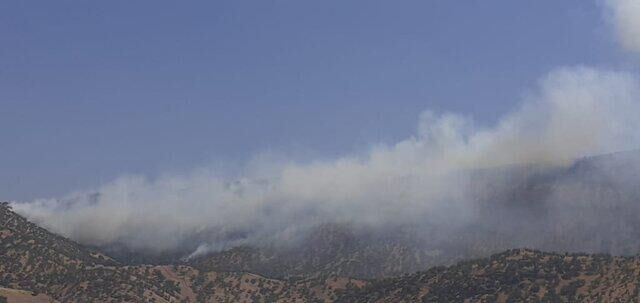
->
[5,201,640,302]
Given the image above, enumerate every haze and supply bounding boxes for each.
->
[5,0,640,258]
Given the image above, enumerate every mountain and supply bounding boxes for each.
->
[182,151,640,280]
[0,202,364,302]
[189,223,456,280]
[1,201,183,301]
[65,150,640,282]
[7,201,640,302]
[336,249,640,302]
[0,201,117,292]
[4,151,640,302]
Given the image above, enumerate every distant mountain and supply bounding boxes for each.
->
[78,150,640,281]
[183,151,640,280]
[336,249,640,302]
[189,223,454,280]
[4,151,640,302]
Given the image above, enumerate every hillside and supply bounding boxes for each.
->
[0,287,58,303]
[4,150,640,302]
[12,151,640,282]
[189,223,455,280]
[179,151,640,280]
[0,201,118,292]
[337,249,640,302]
[6,200,640,302]
[1,202,185,301]
[0,202,363,302]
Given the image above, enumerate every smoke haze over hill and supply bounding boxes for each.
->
[9,1,640,259]
[11,66,640,258]
[11,2,640,303]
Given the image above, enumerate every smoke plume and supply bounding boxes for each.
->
[603,0,640,52]
[10,1,640,259]
[11,67,640,257]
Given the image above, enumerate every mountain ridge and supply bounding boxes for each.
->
[5,201,640,302]
[0,202,365,302]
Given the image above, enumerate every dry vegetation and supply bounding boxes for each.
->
[337,249,640,302]
[5,200,640,302]
[0,287,58,303]
[0,202,363,302]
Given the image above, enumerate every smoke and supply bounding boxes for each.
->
[11,67,640,257]
[10,1,640,259]
[602,0,640,52]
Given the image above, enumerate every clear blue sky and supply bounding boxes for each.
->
[0,1,624,200]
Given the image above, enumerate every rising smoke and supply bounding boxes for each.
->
[10,3,640,259]
[603,0,640,52]
[12,67,640,257]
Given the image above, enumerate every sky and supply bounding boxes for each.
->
[0,0,632,201]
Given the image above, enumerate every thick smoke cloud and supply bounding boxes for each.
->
[11,67,640,258]
[602,0,640,52]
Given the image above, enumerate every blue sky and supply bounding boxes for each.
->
[0,1,629,200]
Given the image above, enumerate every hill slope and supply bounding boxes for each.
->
[337,249,640,302]
[0,287,58,303]
[187,151,640,279]
[6,201,640,302]
[0,202,363,302]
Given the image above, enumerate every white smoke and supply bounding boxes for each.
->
[11,67,640,256]
[602,0,640,52]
